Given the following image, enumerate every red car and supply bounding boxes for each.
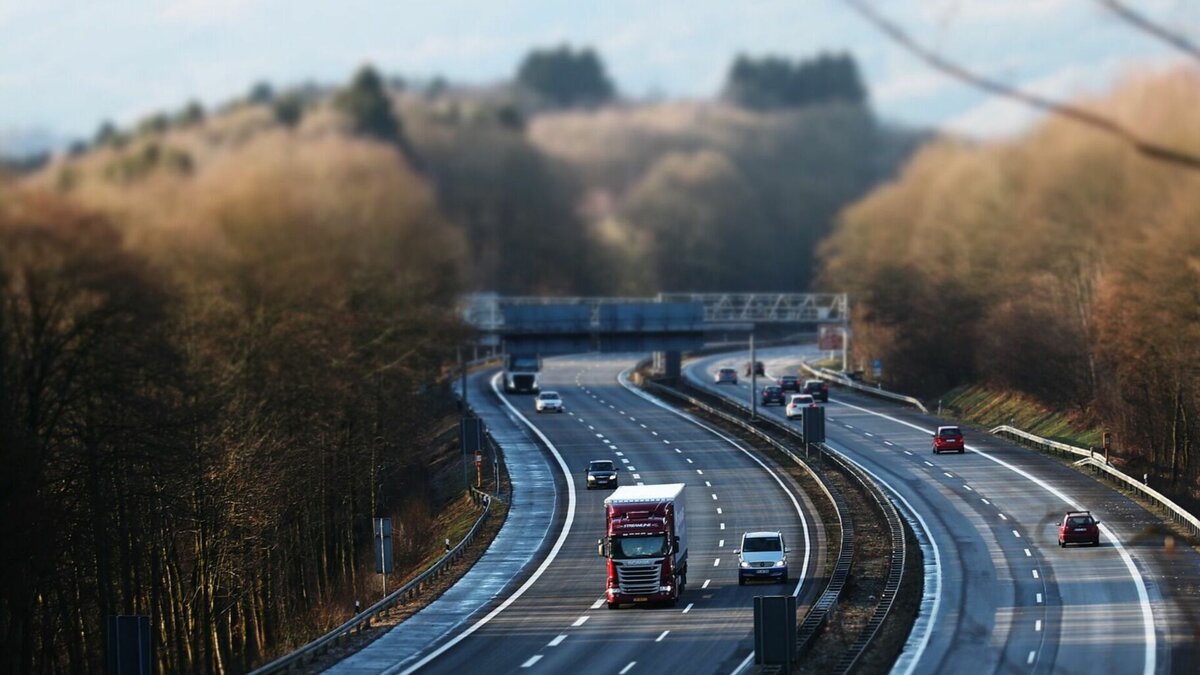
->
[1058,510,1100,547]
[932,426,965,454]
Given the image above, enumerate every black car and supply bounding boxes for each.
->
[585,460,619,490]
[761,385,785,406]
[802,379,829,402]
[745,361,765,376]
[778,375,800,392]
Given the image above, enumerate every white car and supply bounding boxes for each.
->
[736,531,789,584]
[535,391,564,413]
[785,394,815,420]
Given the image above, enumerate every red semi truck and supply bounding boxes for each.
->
[598,483,688,608]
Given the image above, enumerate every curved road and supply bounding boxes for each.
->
[409,354,828,675]
[688,345,1200,675]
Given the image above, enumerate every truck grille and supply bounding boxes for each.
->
[513,374,535,390]
[617,563,661,594]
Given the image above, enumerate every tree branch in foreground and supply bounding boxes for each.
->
[843,0,1200,172]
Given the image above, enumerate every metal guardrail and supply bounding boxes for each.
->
[250,488,494,674]
[640,374,907,670]
[991,425,1200,538]
[798,362,929,413]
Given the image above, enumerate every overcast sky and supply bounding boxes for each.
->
[0,0,1194,147]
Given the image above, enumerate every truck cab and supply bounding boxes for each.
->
[503,354,541,394]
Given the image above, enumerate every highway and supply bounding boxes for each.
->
[687,345,1200,674]
[408,354,827,675]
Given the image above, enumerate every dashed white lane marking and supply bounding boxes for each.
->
[632,473,641,479]
[640,423,647,429]
[628,417,636,421]
[1027,651,1036,665]
[705,481,712,487]
[711,493,719,500]
[655,630,669,642]
[720,523,725,530]
[619,662,636,675]
[924,461,934,467]
[943,472,954,478]
[865,432,874,437]
[610,445,618,450]
[696,469,703,475]
[982,498,991,505]
[636,482,644,486]
[702,579,711,589]
[619,411,625,415]
[674,448,682,453]
[963,485,973,491]
[718,539,724,547]
[686,458,694,464]
[651,431,659,436]
[1013,530,1022,538]
[615,451,624,456]
[682,603,695,614]
[663,440,671,444]
[548,634,567,647]
[713,558,720,567]
[571,616,589,627]
[716,507,723,514]
[620,458,630,464]
[628,466,637,471]
[1032,569,1040,579]
[596,434,605,439]
[999,514,1008,521]
[609,405,615,409]
[1036,593,1043,604]
[844,424,854,429]
[567,412,575,416]
[522,655,542,668]
[904,450,913,456]
[588,425,595,430]
[590,598,605,609]
[884,441,894,446]
[1035,619,1043,632]
[1024,548,1032,557]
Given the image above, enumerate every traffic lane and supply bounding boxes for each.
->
[430,356,812,675]
[702,348,1189,672]
[566,360,817,672]
[809,393,1188,672]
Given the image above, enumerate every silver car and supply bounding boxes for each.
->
[535,391,564,413]
[736,531,789,584]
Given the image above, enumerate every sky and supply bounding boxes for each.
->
[0,0,1195,153]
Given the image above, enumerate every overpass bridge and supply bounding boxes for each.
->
[460,292,849,377]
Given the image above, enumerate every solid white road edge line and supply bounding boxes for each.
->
[826,396,1157,675]
[686,353,939,675]
[395,373,577,675]
[619,368,812,675]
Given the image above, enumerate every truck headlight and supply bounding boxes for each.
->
[739,561,752,569]
[774,560,786,568]
[659,585,672,593]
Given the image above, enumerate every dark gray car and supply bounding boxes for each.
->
[585,460,619,490]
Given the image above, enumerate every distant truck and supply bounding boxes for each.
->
[503,354,541,394]
[598,483,688,608]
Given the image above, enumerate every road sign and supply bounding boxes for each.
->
[802,405,825,444]
[374,518,393,575]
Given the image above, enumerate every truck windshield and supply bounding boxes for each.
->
[510,357,539,370]
[612,535,667,559]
